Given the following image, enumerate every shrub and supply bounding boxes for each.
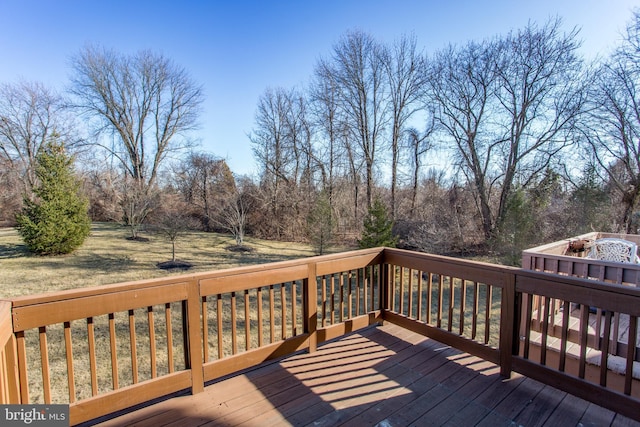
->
[15,138,91,255]
[359,197,397,249]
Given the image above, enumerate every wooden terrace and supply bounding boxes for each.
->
[95,324,633,426]
[2,247,640,426]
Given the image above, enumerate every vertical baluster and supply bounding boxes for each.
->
[356,269,361,316]
[363,267,369,313]
[437,275,444,328]
[471,281,479,340]
[128,310,138,384]
[87,317,98,395]
[523,293,533,359]
[408,269,414,319]
[269,285,275,343]
[292,281,297,336]
[216,294,223,359]
[347,271,353,319]
[257,288,263,347]
[549,298,557,331]
[484,284,493,345]
[459,280,467,335]
[370,266,375,311]
[448,277,455,332]
[600,310,613,386]
[390,266,396,312]
[281,284,287,340]
[231,292,237,354]
[417,271,423,322]
[165,303,174,373]
[578,304,589,379]
[540,297,551,365]
[16,332,28,403]
[612,312,621,347]
[201,297,209,363]
[624,315,638,395]
[321,275,327,327]
[245,289,251,351]
[38,326,51,403]
[559,300,570,372]
[426,273,433,324]
[330,275,335,325]
[339,273,345,322]
[147,307,157,378]
[108,313,119,389]
[399,267,405,315]
[63,321,75,402]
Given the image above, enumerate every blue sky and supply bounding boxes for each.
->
[0,1,637,176]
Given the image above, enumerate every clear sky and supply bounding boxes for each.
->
[0,0,637,176]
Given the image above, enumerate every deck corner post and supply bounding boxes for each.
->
[304,262,318,353]
[185,280,204,394]
[1,301,21,404]
[499,271,517,378]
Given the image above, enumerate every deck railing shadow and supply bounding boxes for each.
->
[1,247,640,425]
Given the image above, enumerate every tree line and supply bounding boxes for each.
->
[1,11,640,264]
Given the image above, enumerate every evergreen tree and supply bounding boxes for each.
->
[16,137,91,255]
[359,197,397,249]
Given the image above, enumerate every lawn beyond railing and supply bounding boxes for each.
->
[1,247,639,425]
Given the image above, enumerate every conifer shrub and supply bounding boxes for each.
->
[15,138,91,255]
[358,197,397,249]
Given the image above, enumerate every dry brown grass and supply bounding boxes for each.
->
[0,222,338,299]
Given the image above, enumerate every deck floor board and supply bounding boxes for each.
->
[91,323,640,427]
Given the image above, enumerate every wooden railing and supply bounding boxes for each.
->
[522,231,640,285]
[0,248,384,425]
[1,247,639,425]
[384,248,640,422]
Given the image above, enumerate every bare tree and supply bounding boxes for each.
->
[173,153,235,231]
[405,123,434,215]
[311,62,364,232]
[69,45,203,237]
[582,11,640,232]
[428,19,585,241]
[215,177,252,246]
[250,87,293,239]
[428,40,499,240]
[81,153,124,222]
[152,194,196,266]
[322,30,388,211]
[69,45,203,188]
[493,19,585,236]
[381,34,427,218]
[0,81,78,196]
[310,63,343,202]
[250,87,318,240]
[120,177,159,240]
[0,157,22,225]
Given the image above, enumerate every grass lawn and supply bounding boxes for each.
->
[0,222,333,299]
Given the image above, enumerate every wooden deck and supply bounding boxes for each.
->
[89,323,639,427]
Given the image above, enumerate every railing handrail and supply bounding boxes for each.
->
[8,247,384,308]
[515,268,640,314]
